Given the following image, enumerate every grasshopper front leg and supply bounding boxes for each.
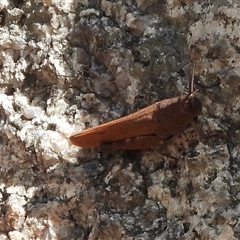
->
[100,135,163,151]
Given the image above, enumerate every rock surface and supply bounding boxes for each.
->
[0,0,239,239]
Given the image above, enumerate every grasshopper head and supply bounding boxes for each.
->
[180,92,202,117]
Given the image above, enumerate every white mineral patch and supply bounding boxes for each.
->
[7,186,26,196]
[23,106,42,119]
[40,130,70,154]
[0,0,8,10]
[8,231,26,240]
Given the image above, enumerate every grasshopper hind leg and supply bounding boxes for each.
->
[100,135,163,151]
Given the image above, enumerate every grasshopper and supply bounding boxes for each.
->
[70,69,202,151]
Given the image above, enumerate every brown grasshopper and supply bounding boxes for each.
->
[70,69,202,151]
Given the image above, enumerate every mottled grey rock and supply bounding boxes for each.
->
[0,0,239,239]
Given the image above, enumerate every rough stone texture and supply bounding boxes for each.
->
[0,0,239,239]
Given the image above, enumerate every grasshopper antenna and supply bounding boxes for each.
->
[189,63,195,94]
